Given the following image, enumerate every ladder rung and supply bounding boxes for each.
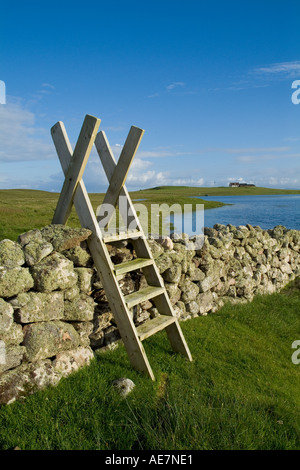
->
[114,257,154,276]
[124,286,165,309]
[136,315,176,341]
[102,230,144,243]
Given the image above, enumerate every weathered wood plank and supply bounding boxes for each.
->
[52,115,100,225]
[114,257,153,275]
[102,229,143,243]
[124,286,165,309]
[136,315,176,341]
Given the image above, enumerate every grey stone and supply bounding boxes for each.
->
[23,321,80,362]
[30,252,78,292]
[0,266,34,298]
[0,239,25,267]
[17,229,43,247]
[0,345,26,374]
[11,291,64,323]
[71,322,94,347]
[162,263,182,283]
[64,295,96,321]
[52,346,94,377]
[197,291,214,315]
[62,243,93,267]
[0,298,14,333]
[23,240,53,266]
[164,282,181,305]
[147,239,164,258]
[112,377,135,397]
[179,278,199,302]
[0,323,23,345]
[0,360,61,405]
[40,225,92,251]
[75,267,94,293]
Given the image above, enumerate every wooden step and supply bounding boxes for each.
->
[124,285,165,309]
[136,315,176,341]
[114,257,154,276]
[102,229,143,243]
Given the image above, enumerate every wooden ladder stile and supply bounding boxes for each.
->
[51,114,192,380]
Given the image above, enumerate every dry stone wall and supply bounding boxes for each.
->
[0,223,299,405]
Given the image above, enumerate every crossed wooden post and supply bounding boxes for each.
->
[51,114,192,380]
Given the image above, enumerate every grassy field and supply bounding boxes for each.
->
[1,186,300,241]
[0,284,299,450]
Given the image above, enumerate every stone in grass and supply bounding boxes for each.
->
[112,378,135,397]
[0,239,25,267]
[40,225,92,251]
[0,266,34,298]
[23,321,80,362]
[30,252,78,292]
[23,240,54,266]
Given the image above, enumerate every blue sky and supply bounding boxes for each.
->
[1,0,300,192]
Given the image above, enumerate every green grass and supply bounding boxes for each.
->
[0,286,299,450]
[1,186,299,241]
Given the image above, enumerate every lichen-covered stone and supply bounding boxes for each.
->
[179,278,199,302]
[17,229,43,247]
[23,321,80,362]
[0,345,26,374]
[52,346,94,377]
[40,225,92,251]
[71,322,94,347]
[75,267,94,293]
[63,295,96,321]
[146,239,164,258]
[0,239,25,267]
[62,243,93,267]
[30,252,78,292]
[156,236,174,251]
[0,298,14,334]
[164,282,181,305]
[0,266,34,298]
[11,291,64,323]
[0,323,23,345]
[0,360,61,405]
[155,254,173,273]
[162,263,182,283]
[63,285,80,301]
[23,240,53,266]
[197,291,214,315]
[112,377,135,397]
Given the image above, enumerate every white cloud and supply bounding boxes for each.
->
[252,61,300,80]
[166,82,185,91]
[0,102,55,162]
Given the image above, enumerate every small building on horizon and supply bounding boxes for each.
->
[229,182,256,187]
